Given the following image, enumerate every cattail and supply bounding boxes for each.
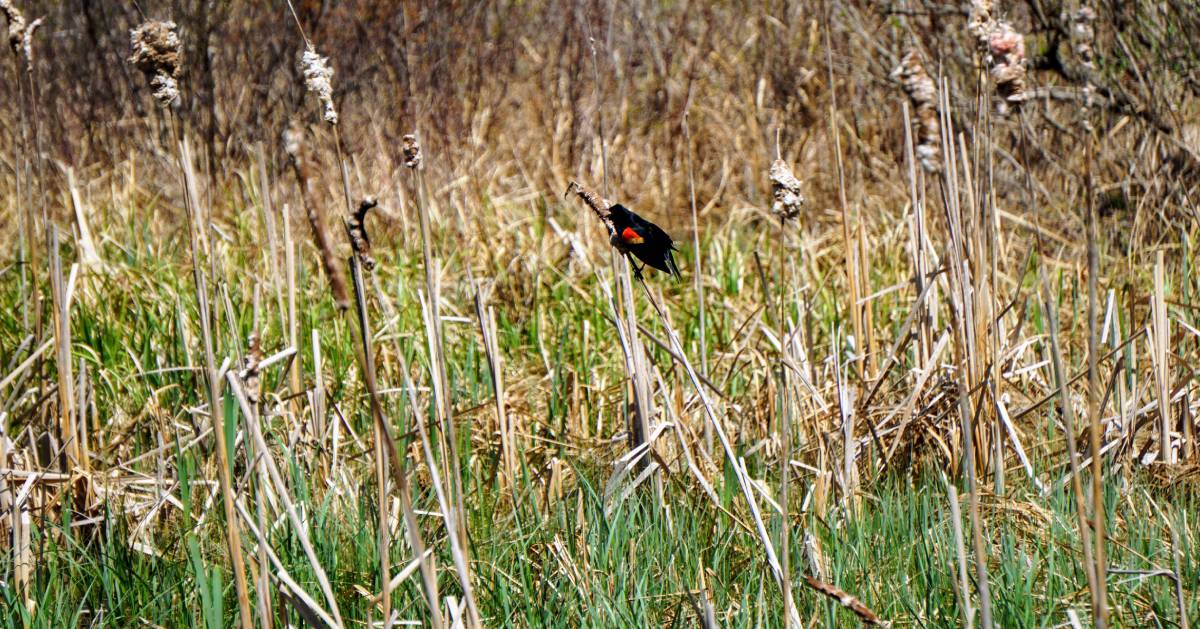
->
[987,22,1027,115]
[891,50,942,173]
[565,180,612,223]
[129,20,182,109]
[348,197,377,271]
[402,134,422,169]
[300,48,338,125]
[966,0,994,51]
[1,0,25,55]
[1072,6,1097,119]
[802,576,883,625]
[1,0,40,65]
[240,333,262,404]
[768,159,805,220]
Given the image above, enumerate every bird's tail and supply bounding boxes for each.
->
[666,250,682,280]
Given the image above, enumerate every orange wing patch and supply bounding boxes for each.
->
[621,227,645,244]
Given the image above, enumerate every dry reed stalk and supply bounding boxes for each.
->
[943,474,975,628]
[231,499,339,628]
[46,227,82,472]
[249,419,273,629]
[403,133,470,551]
[566,180,656,456]
[255,148,287,328]
[475,284,516,491]
[135,22,255,616]
[227,371,345,626]
[402,293,483,626]
[282,121,350,310]
[1151,252,1173,463]
[63,166,102,270]
[769,154,804,627]
[344,252,393,627]
[633,278,800,625]
[1076,5,1108,623]
[4,0,47,400]
[682,106,710,454]
[175,134,254,629]
[936,79,995,629]
[822,6,864,383]
[1168,523,1190,629]
[1043,274,1103,616]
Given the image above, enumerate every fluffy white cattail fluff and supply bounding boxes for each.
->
[769,159,805,220]
[129,20,182,108]
[891,50,941,173]
[300,49,338,125]
[19,15,39,61]
[0,0,36,60]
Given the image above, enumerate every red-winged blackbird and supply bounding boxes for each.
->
[606,204,682,280]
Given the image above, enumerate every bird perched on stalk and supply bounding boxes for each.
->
[566,180,681,280]
[606,204,682,280]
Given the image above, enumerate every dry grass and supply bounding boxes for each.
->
[1,2,1199,627]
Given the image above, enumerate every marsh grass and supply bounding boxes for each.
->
[2,2,1200,628]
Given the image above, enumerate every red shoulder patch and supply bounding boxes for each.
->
[620,227,645,244]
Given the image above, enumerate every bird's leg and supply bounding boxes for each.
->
[629,257,645,280]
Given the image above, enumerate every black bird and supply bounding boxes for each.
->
[606,204,681,280]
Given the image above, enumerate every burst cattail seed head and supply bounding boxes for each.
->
[1,0,39,63]
[966,0,994,51]
[1071,6,1097,119]
[768,159,805,220]
[891,50,942,173]
[402,134,422,169]
[129,20,182,108]
[1,0,25,54]
[300,49,338,125]
[987,22,1027,114]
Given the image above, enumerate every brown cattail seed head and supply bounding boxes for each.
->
[1071,6,1097,122]
[402,134,422,169]
[130,20,182,108]
[348,197,377,272]
[987,22,1027,114]
[891,50,942,173]
[768,159,805,220]
[300,49,338,125]
[240,333,262,404]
